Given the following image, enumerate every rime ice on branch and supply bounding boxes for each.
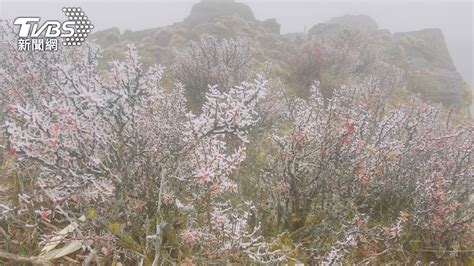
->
[0,27,281,263]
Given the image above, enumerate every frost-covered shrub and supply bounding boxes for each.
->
[0,23,472,265]
[256,77,473,263]
[171,35,256,109]
[0,27,277,264]
[288,29,377,97]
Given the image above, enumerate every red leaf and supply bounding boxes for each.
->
[41,210,50,220]
[182,258,194,266]
[358,176,370,185]
[5,104,15,111]
[344,121,355,135]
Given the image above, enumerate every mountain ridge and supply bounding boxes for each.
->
[91,0,472,114]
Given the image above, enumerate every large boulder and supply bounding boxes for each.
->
[393,29,471,109]
[308,14,378,36]
[394,29,455,70]
[262,18,281,34]
[184,0,255,26]
[326,14,378,32]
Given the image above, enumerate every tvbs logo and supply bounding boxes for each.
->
[13,7,94,51]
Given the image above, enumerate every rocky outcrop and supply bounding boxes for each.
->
[91,5,471,113]
[308,16,471,111]
[308,14,378,36]
[392,29,471,108]
[262,18,281,34]
[326,14,378,32]
[184,0,255,26]
[393,29,455,70]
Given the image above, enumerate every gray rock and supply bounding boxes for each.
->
[394,28,455,70]
[392,29,471,109]
[184,0,255,26]
[307,15,378,39]
[262,18,281,34]
[326,14,378,31]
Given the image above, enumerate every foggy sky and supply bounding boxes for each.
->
[1,0,472,96]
